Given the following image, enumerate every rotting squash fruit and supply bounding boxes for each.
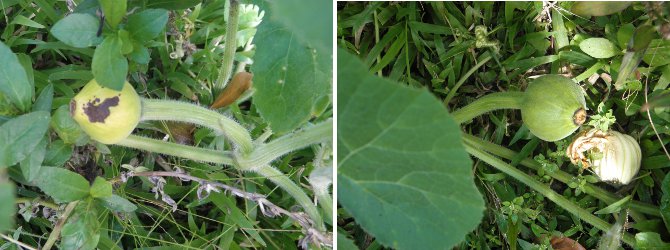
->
[566,129,642,185]
[70,79,141,144]
[521,75,587,142]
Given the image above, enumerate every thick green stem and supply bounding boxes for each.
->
[462,133,660,217]
[115,135,235,165]
[140,99,253,154]
[237,120,333,169]
[464,144,636,247]
[451,91,524,124]
[254,165,325,231]
[316,190,333,224]
[214,0,240,94]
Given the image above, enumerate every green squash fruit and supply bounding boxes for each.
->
[521,75,586,142]
[70,79,141,144]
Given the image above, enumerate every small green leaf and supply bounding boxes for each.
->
[0,111,50,167]
[643,40,670,67]
[117,29,134,54]
[99,0,126,30]
[11,15,45,29]
[636,232,670,249]
[0,181,14,232]
[580,38,620,59]
[51,105,89,146]
[337,49,485,249]
[98,194,137,212]
[35,167,89,203]
[210,192,266,247]
[44,140,73,167]
[661,172,670,233]
[33,84,54,112]
[50,13,102,48]
[337,232,358,250]
[594,195,631,214]
[125,9,169,42]
[251,9,331,134]
[0,41,32,112]
[90,177,112,198]
[92,35,128,91]
[61,201,101,250]
[571,2,631,17]
[19,138,46,182]
[129,44,150,64]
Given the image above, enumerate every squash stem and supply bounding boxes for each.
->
[140,98,253,154]
[463,143,636,247]
[450,91,524,124]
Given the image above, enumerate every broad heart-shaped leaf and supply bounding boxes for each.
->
[0,111,50,167]
[0,41,31,112]
[251,9,331,134]
[61,201,100,250]
[337,49,485,249]
[125,9,168,42]
[269,0,331,55]
[99,0,126,30]
[98,194,137,212]
[50,13,102,48]
[579,38,620,59]
[35,167,90,203]
[0,181,15,232]
[92,35,128,91]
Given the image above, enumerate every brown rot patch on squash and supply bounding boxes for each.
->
[573,108,587,126]
[69,100,77,116]
[83,96,120,123]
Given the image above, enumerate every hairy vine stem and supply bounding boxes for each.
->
[214,0,240,94]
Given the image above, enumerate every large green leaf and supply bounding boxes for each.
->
[251,6,331,134]
[0,181,14,232]
[571,2,631,17]
[19,138,46,182]
[0,111,50,167]
[337,49,485,249]
[0,41,31,112]
[125,9,169,42]
[269,0,331,55]
[92,35,128,91]
[35,167,90,203]
[61,201,100,250]
[50,13,103,48]
[636,232,670,249]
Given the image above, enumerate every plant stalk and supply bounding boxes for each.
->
[462,133,660,217]
[450,91,524,124]
[215,0,240,94]
[115,135,235,165]
[253,165,325,231]
[315,190,333,224]
[140,99,253,154]
[42,201,79,250]
[237,120,333,169]
[464,143,636,247]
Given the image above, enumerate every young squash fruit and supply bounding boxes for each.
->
[521,75,587,141]
[70,79,141,144]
